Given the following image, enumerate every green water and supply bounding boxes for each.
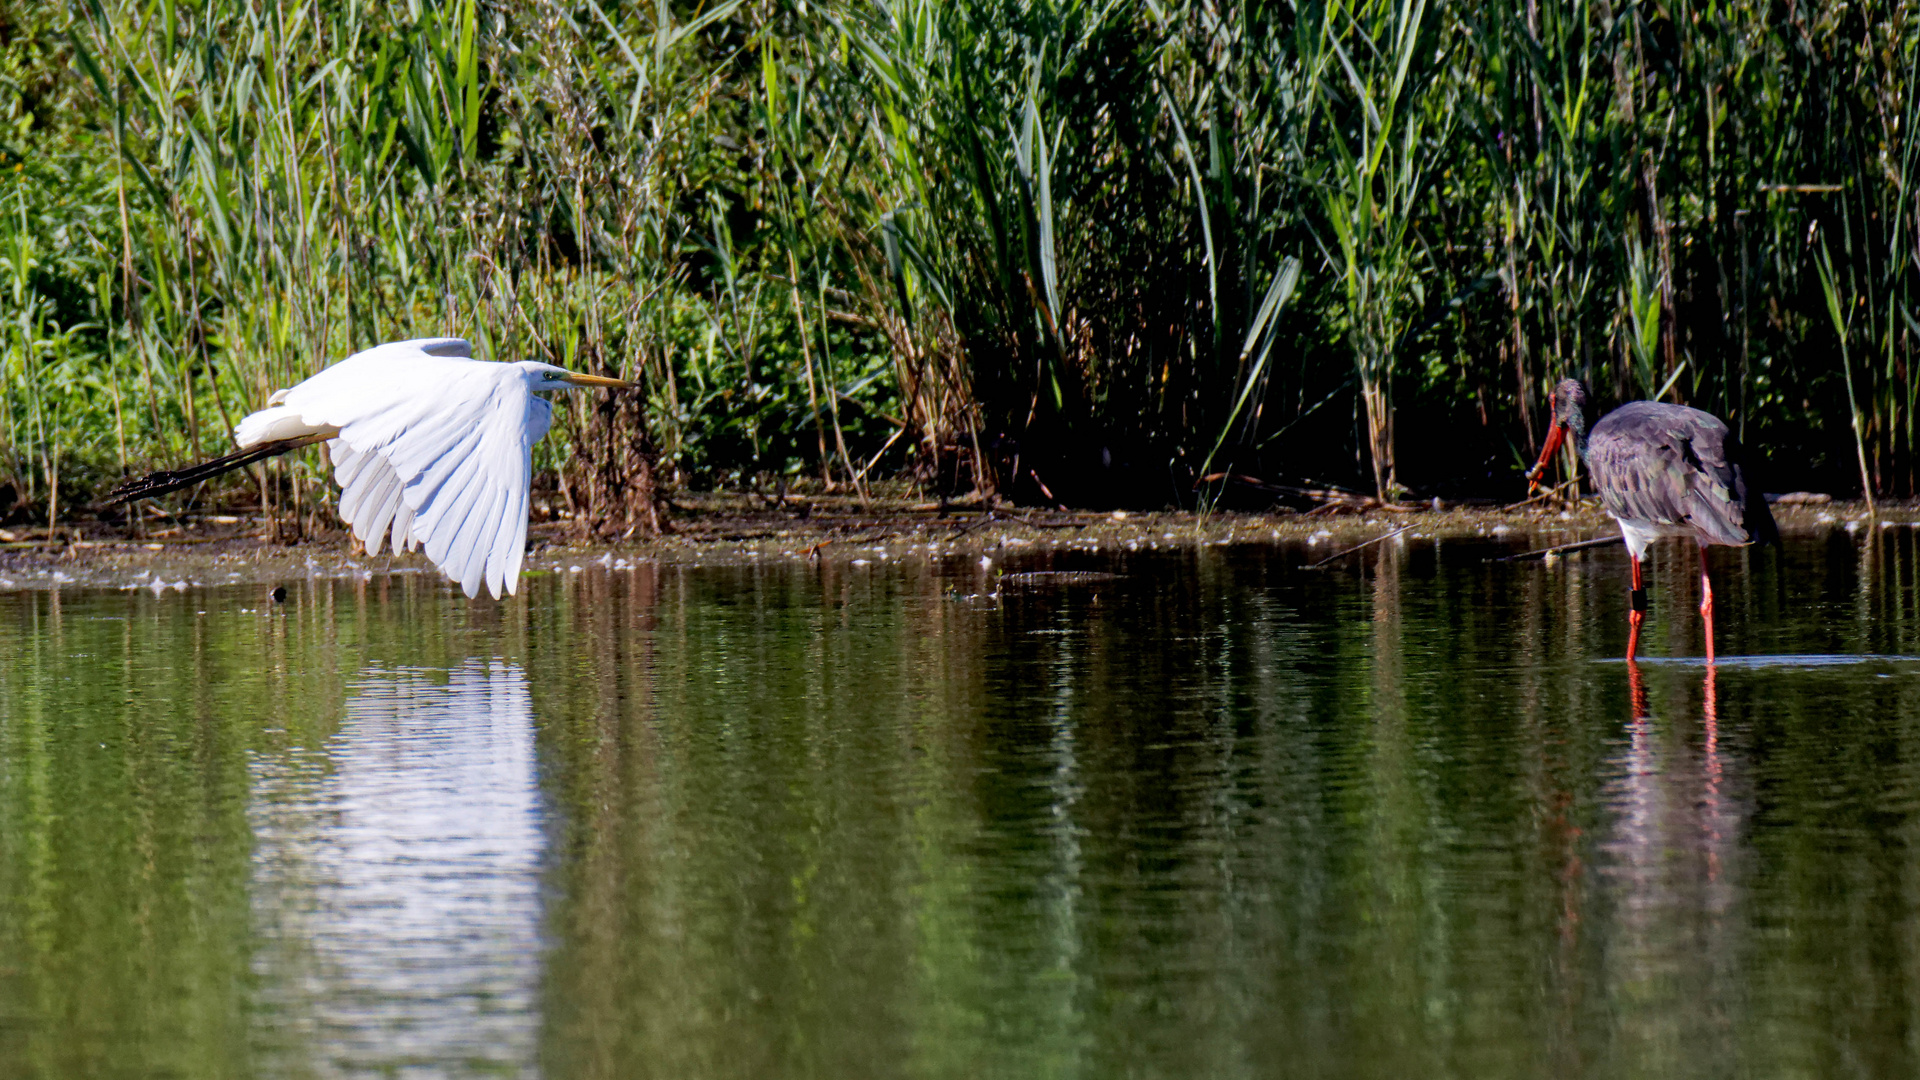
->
[3,529,1920,1079]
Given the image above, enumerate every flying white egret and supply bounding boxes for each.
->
[106,338,631,599]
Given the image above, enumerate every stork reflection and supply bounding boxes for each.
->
[1626,658,1726,879]
[1601,657,1743,1062]
[248,660,545,1074]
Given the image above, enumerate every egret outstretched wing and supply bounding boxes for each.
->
[384,389,552,598]
[331,444,417,557]
[139,336,635,599]
[237,338,554,599]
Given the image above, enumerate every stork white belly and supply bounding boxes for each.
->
[1613,516,1699,560]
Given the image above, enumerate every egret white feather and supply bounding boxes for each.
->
[341,455,399,544]
[392,502,419,555]
[210,337,632,599]
[354,462,406,555]
[333,446,380,525]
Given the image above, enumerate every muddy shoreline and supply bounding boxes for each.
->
[0,492,1896,594]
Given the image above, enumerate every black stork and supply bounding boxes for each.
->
[1525,379,1777,661]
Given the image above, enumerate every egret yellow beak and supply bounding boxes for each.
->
[564,373,633,389]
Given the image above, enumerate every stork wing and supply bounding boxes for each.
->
[1588,402,1765,546]
[273,339,549,599]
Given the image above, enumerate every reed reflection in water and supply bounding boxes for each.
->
[248,659,544,1075]
[5,526,1920,1078]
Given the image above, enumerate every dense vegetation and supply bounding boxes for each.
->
[2,0,1917,529]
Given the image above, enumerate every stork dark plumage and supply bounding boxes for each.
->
[1526,379,1776,661]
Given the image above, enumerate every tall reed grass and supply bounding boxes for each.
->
[2,0,1918,521]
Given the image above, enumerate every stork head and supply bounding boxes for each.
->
[1528,378,1590,494]
[1548,378,1589,431]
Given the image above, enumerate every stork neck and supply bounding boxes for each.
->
[1565,414,1588,461]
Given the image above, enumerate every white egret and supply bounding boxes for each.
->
[107,337,631,599]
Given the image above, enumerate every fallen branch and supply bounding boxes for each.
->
[1304,497,1427,516]
[1001,571,1122,586]
[1503,478,1580,511]
[806,530,895,559]
[1307,524,1416,568]
[942,515,1001,541]
[1196,472,1365,502]
[1492,535,1624,562]
[0,534,261,549]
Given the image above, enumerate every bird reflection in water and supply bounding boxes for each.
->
[1628,653,1735,868]
[1620,657,1731,886]
[1600,654,1742,1061]
[248,660,544,1074]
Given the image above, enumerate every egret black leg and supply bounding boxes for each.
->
[1627,555,1646,661]
[1697,541,1716,663]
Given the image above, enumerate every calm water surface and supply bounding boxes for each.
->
[4,528,1920,1078]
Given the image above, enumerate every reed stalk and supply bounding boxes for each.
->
[1,0,1918,519]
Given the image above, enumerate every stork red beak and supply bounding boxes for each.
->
[1527,422,1568,495]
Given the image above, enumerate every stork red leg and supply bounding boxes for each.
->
[1697,542,1716,663]
[1626,555,1646,661]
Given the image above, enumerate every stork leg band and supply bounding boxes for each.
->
[1630,588,1648,613]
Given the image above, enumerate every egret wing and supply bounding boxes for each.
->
[236,338,474,447]
[330,442,408,557]
[264,339,543,598]
[399,386,539,598]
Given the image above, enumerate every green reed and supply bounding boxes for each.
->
[4,0,1920,521]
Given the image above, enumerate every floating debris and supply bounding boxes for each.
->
[999,571,1121,586]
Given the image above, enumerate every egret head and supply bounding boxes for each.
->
[517,360,634,392]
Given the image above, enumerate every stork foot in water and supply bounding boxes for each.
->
[1697,542,1716,663]
[1627,554,1647,661]
[1527,378,1774,662]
